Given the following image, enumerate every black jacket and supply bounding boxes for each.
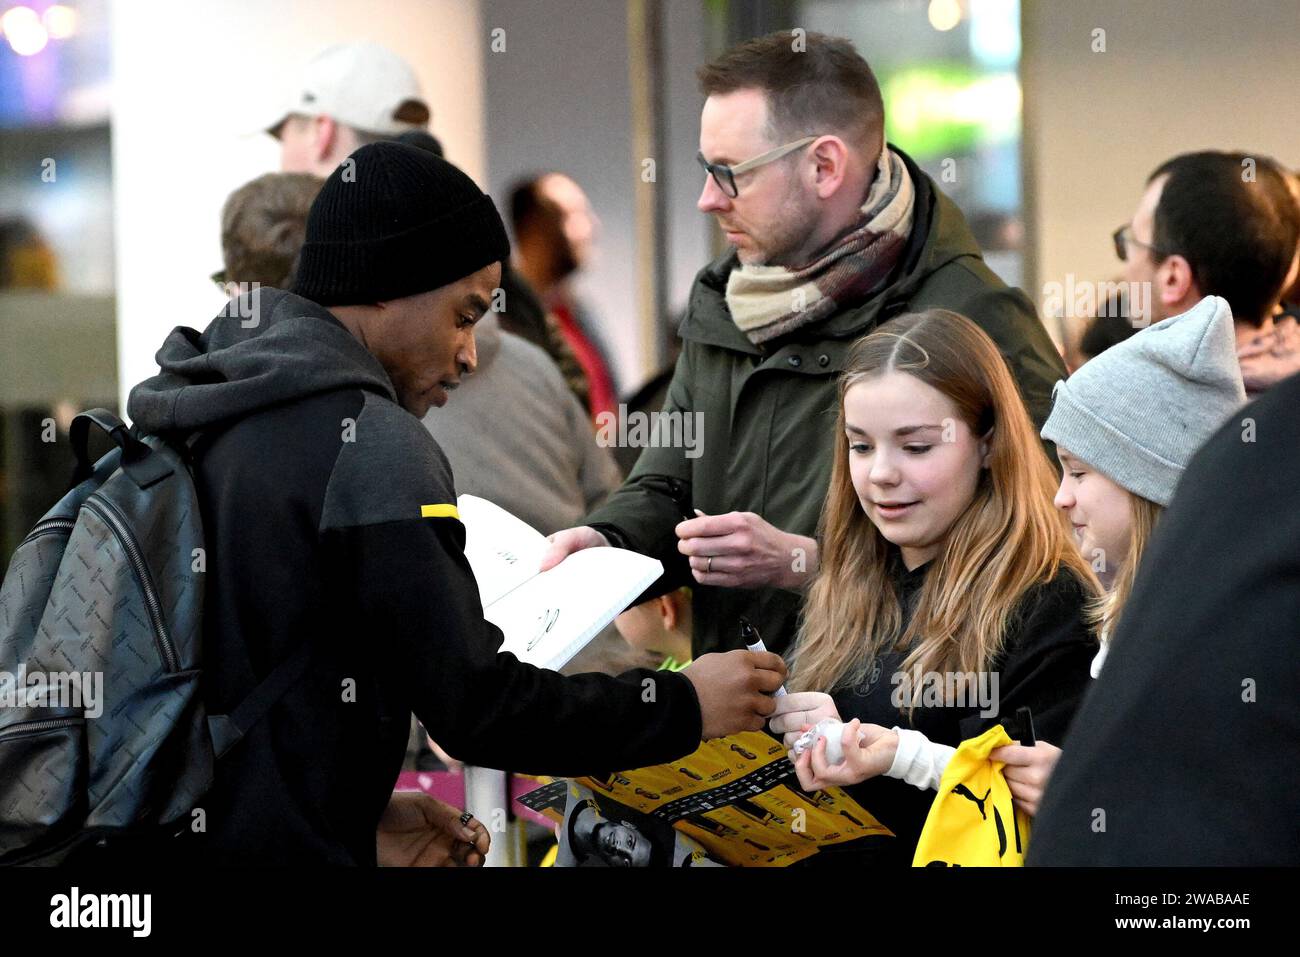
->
[808,552,1095,866]
[1030,371,1300,865]
[125,289,702,865]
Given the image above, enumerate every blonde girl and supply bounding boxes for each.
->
[771,309,1100,864]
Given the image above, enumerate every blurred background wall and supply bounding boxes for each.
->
[481,0,715,392]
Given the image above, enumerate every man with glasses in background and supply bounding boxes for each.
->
[1113,151,1300,397]
[541,31,1066,661]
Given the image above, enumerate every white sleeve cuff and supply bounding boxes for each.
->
[1090,640,1109,679]
[885,727,957,792]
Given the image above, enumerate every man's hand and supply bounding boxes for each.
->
[683,649,788,739]
[676,511,818,591]
[768,691,842,751]
[539,526,610,572]
[989,740,1062,817]
[789,719,899,791]
[376,791,490,867]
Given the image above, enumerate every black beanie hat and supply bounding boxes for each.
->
[291,141,510,306]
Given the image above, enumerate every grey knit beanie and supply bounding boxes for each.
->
[1041,295,1246,506]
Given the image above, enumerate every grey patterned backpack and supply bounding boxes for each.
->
[0,410,307,864]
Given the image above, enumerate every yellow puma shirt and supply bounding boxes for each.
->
[913,724,1030,867]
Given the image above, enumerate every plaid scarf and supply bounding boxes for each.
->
[725,146,915,345]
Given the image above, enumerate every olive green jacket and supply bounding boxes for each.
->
[586,150,1064,658]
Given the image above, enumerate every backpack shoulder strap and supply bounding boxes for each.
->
[70,408,173,489]
[206,639,313,760]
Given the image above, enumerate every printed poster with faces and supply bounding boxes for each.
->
[520,731,895,866]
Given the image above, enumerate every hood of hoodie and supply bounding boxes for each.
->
[128,288,397,433]
[679,145,985,353]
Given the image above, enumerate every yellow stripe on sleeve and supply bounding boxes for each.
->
[420,504,461,520]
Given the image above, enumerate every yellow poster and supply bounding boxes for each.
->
[521,731,893,867]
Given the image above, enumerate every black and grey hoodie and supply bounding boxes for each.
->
[126,289,702,865]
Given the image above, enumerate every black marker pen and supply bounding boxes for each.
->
[740,617,787,697]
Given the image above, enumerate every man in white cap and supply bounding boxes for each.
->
[266,41,431,176]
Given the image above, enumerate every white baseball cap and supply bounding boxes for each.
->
[264,42,430,138]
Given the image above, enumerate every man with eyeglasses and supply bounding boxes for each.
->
[541,31,1065,659]
[1114,151,1300,397]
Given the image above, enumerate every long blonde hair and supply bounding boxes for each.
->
[790,310,1100,709]
[1090,492,1162,641]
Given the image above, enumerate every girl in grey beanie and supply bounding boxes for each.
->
[992,295,1247,817]
[1041,294,1247,668]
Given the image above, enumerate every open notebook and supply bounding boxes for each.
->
[457,495,665,671]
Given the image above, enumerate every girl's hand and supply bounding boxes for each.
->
[789,719,899,790]
[989,740,1062,817]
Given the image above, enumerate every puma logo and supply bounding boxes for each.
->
[951,783,990,819]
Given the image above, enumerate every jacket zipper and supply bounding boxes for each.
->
[19,517,76,547]
[83,498,179,673]
[0,716,81,741]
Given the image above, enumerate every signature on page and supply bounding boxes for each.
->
[527,608,560,651]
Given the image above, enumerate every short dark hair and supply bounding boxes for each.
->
[221,172,324,289]
[508,174,573,240]
[697,31,884,154]
[1148,151,1300,325]
[1079,287,1137,361]
[507,175,545,237]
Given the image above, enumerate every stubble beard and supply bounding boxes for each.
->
[750,188,823,269]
